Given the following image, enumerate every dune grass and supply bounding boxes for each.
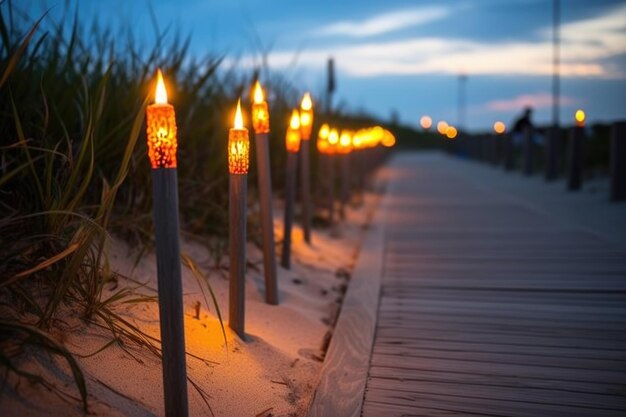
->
[0,1,393,412]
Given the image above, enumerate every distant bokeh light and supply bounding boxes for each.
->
[575,109,586,127]
[445,126,458,139]
[437,121,448,135]
[493,121,506,134]
[420,115,432,130]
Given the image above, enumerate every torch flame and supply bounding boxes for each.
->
[301,92,312,110]
[234,99,244,129]
[290,109,300,129]
[575,109,586,127]
[155,69,168,104]
[253,81,265,104]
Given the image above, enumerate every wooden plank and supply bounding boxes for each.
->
[306,196,386,417]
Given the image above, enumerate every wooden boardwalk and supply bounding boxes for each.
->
[361,153,626,417]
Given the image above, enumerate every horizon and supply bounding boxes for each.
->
[29,0,626,132]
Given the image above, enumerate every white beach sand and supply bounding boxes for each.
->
[2,190,381,417]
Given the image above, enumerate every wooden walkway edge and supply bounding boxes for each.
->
[307,188,388,417]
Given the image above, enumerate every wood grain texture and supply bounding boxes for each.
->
[151,168,189,417]
[281,152,297,269]
[254,133,278,305]
[360,153,626,417]
[567,126,584,190]
[300,138,312,244]
[306,192,387,417]
[229,173,247,339]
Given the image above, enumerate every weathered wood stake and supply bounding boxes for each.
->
[281,152,298,268]
[522,126,533,176]
[255,133,278,304]
[610,121,626,201]
[151,168,189,417]
[229,173,247,338]
[300,138,312,243]
[567,126,584,191]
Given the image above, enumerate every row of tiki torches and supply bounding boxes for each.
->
[144,69,394,417]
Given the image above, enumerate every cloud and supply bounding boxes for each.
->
[484,92,578,112]
[312,6,450,38]
[234,3,626,79]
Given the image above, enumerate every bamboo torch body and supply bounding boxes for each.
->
[252,82,278,305]
[281,110,302,269]
[146,71,189,417]
[299,93,314,244]
[228,101,250,339]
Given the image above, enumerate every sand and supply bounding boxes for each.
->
[2,191,380,417]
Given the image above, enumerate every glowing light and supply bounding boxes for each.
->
[146,70,177,168]
[286,109,302,152]
[228,99,250,174]
[317,123,331,154]
[437,121,448,135]
[445,126,458,139]
[155,69,167,104]
[251,81,270,134]
[318,123,330,139]
[328,128,339,145]
[338,130,353,154]
[300,92,314,140]
[420,115,432,130]
[381,129,396,147]
[253,81,264,104]
[493,121,506,135]
[575,109,586,127]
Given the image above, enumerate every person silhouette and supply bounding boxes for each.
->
[511,107,533,145]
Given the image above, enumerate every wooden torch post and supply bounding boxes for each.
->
[251,82,278,305]
[338,130,353,220]
[522,125,533,176]
[228,100,250,339]
[316,124,332,224]
[567,110,585,191]
[281,110,302,269]
[611,121,626,201]
[146,70,189,417]
[299,93,314,244]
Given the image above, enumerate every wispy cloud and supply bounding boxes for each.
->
[235,3,626,79]
[313,6,450,38]
[484,92,578,112]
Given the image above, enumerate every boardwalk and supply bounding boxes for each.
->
[361,152,626,416]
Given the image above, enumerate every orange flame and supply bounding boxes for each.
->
[229,98,250,174]
[286,109,302,152]
[146,70,177,168]
[251,81,270,134]
[300,92,313,140]
[155,69,168,104]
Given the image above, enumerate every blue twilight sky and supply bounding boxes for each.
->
[28,0,626,131]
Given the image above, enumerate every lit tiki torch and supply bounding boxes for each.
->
[145,69,189,417]
[251,81,278,305]
[281,110,301,269]
[299,92,314,244]
[316,124,334,224]
[228,99,250,339]
[338,130,353,219]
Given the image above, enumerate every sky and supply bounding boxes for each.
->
[29,0,626,131]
